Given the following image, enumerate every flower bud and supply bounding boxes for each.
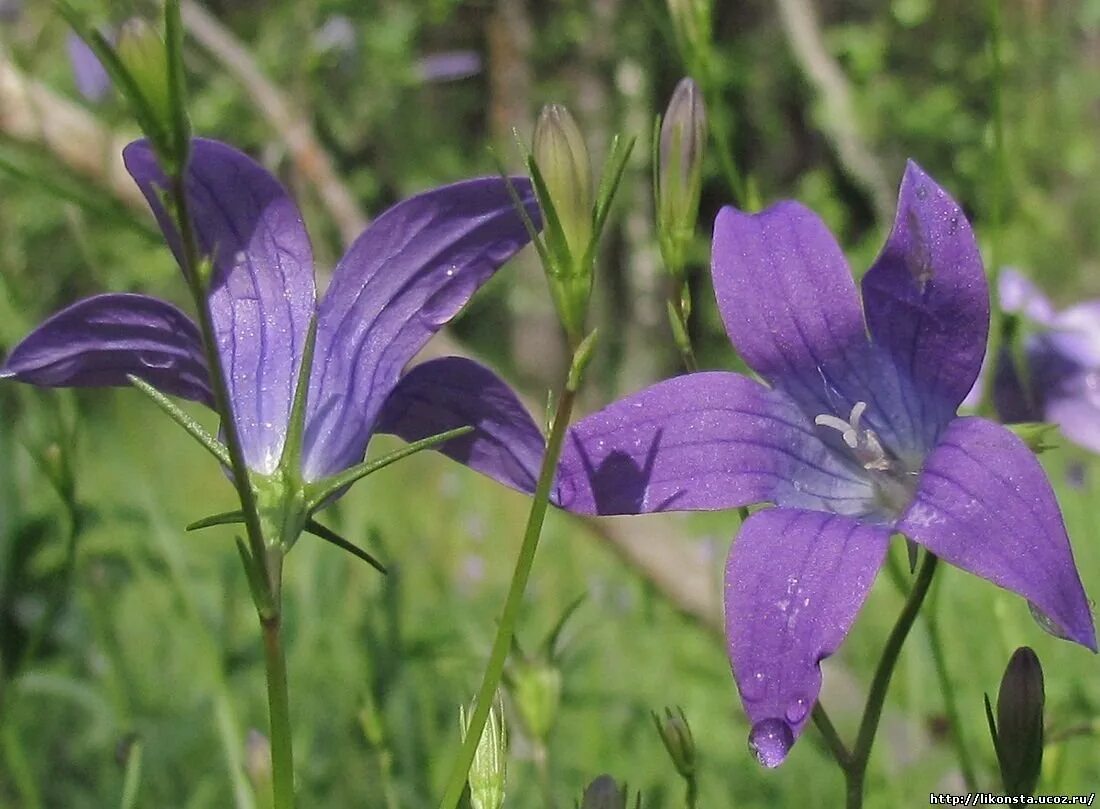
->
[533,103,593,264]
[652,706,696,780]
[656,78,707,277]
[510,660,562,743]
[116,19,171,137]
[580,775,629,809]
[459,696,508,809]
[989,646,1045,796]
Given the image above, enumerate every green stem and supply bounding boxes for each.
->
[669,283,699,373]
[169,176,269,594]
[811,702,851,770]
[845,552,939,809]
[924,585,979,790]
[437,384,578,809]
[261,609,295,809]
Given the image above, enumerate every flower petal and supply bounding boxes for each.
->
[0,293,212,404]
[725,507,890,767]
[861,161,988,418]
[898,416,1096,650]
[711,201,868,420]
[302,177,538,480]
[374,357,545,493]
[124,139,317,473]
[1000,268,1055,326]
[553,372,872,516]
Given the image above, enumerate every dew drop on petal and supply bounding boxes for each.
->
[740,670,766,702]
[1028,601,1072,642]
[748,718,793,768]
[785,697,810,724]
[137,352,175,370]
[419,273,479,327]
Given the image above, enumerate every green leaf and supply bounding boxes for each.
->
[127,376,229,466]
[304,425,473,511]
[304,519,387,575]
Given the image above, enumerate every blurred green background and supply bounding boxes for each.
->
[1,0,1099,806]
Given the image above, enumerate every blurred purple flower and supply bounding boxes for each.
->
[66,32,111,103]
[1,138,544,489]
[415,50,482,83]
[312,14,356,56]
[0,0,22,23]
[515,163,1093,767]
[992,269,1100,454]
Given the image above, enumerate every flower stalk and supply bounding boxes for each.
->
[437,335,593,809]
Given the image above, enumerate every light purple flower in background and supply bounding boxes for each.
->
[1,138,542,490]
[0,0,22,23]
[66,32,111,103]
[472,162,1095,767]
[415,51,482,83]
[991,269,1100,454]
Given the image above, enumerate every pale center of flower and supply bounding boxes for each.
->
[814,401,917,518]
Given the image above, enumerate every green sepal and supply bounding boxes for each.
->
[304,425,474,511]
[566,329,599,393]
[189,510,387,574]
[523,146,576,277]
[127,375,230,466]
[277,315,319,474]
[304,519,387,575]
[582,133,636,272]
[984,691,1000,760]
[235,535,272,616]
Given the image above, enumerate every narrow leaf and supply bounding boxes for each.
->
[128,375,229,466]
[305,519,387,575]
[304,425,473,511]
[187,510,244,531]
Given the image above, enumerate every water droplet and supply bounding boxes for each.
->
[748,718,793,768]
[915,184,928,200]
[741,670,767,702]
[785,697,810,724]
[137,353,175,369]
[1028,601,1072,642]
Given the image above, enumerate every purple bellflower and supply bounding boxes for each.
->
[66,31,111,103]
[464,163,1096,767]
[1,138,543,502]
[989,269,1100,454]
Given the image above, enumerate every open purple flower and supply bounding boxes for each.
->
[1,138,541,495]
[990,269,1100,454]
[526,163,1094,766]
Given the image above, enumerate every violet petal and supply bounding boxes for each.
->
[302,177,538,480]
[554,372,872,516]
[725,507,890,767]
[66,32,111,103]
[124,139,317,473]
[1,293,212,404]
[861,162,988,422]
[898,416,1096,651]
[375,356,545,493]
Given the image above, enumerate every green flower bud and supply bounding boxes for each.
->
[580,775,629,809]
[510,660,562,743]
[652,706,696,781]
[988,647,1045,796]
[657,78,707,278]
[116,19,172,136]
[459,696,508,809]
[533,103,593,264]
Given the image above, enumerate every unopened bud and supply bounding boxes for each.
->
[459,696,508,809]
[533,103,593,264]
[580,775,629,809]
[652,706,696,780]
[657,78,707,277]
[988,647,1045,796]
[510,661,562,743]
[116,19,171,133]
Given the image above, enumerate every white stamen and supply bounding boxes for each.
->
[815,401,891,471]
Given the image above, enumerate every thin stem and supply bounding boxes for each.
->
[262,608,295,809]
[669,283,699,373]
[437,384,578,809]
[846,552,939,809]
[811,702,851,770]
[924,585,979,790]
[169,176,269,598]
